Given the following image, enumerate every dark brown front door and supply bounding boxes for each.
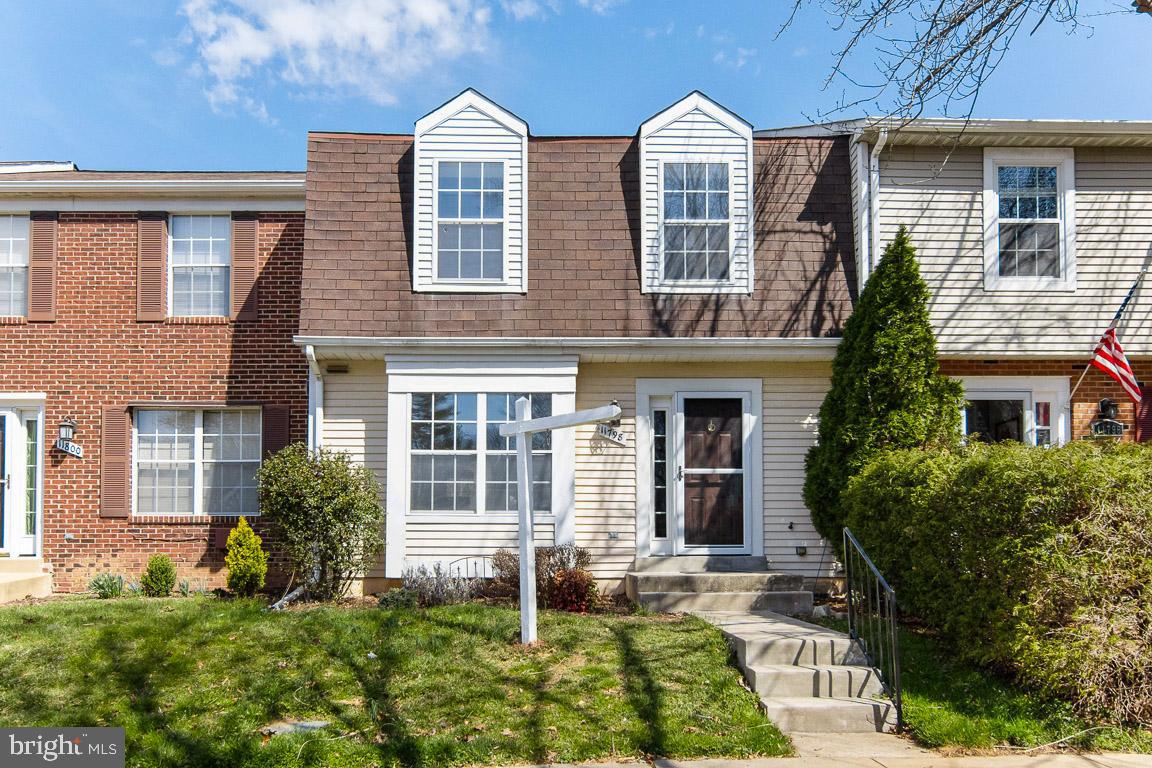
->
[682,397,743,547]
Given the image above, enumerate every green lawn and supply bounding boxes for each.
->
[0,598,790,767]
[819,617,1151,753]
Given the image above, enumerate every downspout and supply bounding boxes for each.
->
[868,129,889,281]
[304,344,324,450]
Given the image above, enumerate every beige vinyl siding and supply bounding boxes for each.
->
[640,101,753,292]
[321,362,388,580]
[878,145,1152,356]
[413,99,527,292]
[324,359,833,591]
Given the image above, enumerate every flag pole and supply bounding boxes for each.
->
[1068,267,1148,403]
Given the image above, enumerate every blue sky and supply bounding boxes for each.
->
[0,0,1147,170]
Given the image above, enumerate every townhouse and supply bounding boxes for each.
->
[757,118,1152,445]
[0,163,307,592]
[298,90,856,596]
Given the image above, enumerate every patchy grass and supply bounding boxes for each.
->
[818,617,1151,753]
[0,598,789,767]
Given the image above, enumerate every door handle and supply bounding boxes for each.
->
[675,466,684,481]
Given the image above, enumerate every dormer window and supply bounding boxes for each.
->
[436,161,504,281]
[414,89,527,293]
[639,92,754,294]
[663,162,730,281]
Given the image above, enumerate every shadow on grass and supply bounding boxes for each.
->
[610,622,666,756]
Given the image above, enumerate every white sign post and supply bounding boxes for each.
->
[499,398,622,645]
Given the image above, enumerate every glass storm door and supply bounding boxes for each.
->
[0,410,39,557]
[674,395,748,553]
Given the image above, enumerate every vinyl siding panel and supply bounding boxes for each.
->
[413,102,527,292]
[324,359,833,592]
[878,146,1152,356]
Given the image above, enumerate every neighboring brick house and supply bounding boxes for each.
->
[298,90,857,595]
[757,118,1152,446]
[0,164,306,591]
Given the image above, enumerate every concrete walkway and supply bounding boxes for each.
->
[500,754,1152,768]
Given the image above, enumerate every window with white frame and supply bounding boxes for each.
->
[983,149,1075,290]
[436,161,504,281]
[0,215,29,316]
[408,392,553,514]
[170,215,231,316]
[662,162,730,282]
[134,408,260,516]
[961,377,1068,447]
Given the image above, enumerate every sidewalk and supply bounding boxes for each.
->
[500,752,1152,768]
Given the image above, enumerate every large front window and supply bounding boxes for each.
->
[436,161,504,281]
[662,162,730,282]
[409,392,552,514]
[0,215,29,317]
[170,215,231,317]
[134,409,260,516]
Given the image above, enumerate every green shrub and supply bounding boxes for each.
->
[258,443,385,601]
[88,573,125,599]
[489,544,594,608]
[378,587,419,609]
[139,555,177,597]
[843,441,1152,723]
[804,226,964,545]
[224,517,268,597]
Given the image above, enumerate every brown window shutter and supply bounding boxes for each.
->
[100,407,131,518]
[137,212,167,322]
[262,405,292,458]
[27,212,58,322]
[1137,387,1152,443]
[231,212,259,321]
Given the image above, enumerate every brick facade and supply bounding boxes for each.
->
[940,358,1150,441]
[0,211,307,591]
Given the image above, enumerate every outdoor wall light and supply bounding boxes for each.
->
[608,399,622,428]
[795,544,808,557]
[58,417,78,442]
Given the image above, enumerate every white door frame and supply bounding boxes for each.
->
[636,379,763,559]
[0,394,46,558]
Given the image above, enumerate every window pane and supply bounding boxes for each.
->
[664,193,684,221]
[965,400,1025,443]
[411,394,433,420]
[664,163,684,191]
[438,191,459,218]
[685,192,706,219]
[459,191,482,218]
[438,162,460,190]
[411,422,432,450]
[460,224,481,250]
[460,162,483,190]
[685,163,706,190]
[664,250,685,280]
[482,251,503,280]
[482,192,503,219]
[708,192,729,219]
[0,267,27,317]
[460,251,482,279]
[437,250,458,279]
[707,163,728,190]
[483,163,503,190]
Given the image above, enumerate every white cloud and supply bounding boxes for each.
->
[713,46,756,69]
[501,0,542,19]
[181,0,492,115]
[577,0,623,14]
[643,21,674,39]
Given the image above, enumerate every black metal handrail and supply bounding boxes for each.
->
[842,527,903,731]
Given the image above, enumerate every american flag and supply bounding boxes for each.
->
[1091,327,1143,404]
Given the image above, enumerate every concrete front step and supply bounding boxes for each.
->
[628,555,768,573]
[637,590,813,615]
[759,696,894,733]
[746,663,883,699]
[0,557,50,574]
[732,631,867,667]
[0,572,52,603]
[626,571,805,594]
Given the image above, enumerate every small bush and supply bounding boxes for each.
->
[551,568,598,613]
[139,555,177,597]
[490,544,595,609]
[378,587,419,609]
[224,517,268,597]
[258,443,385,601]
[88,573,125,599]
[843,441,1152,723]
[401,563,476,607]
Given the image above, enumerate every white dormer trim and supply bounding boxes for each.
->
[639,92,755,295]
[413,89,529,294]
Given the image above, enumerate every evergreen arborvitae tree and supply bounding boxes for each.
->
[804,226,964,544]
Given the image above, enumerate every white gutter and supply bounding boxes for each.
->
[294,335,842,361]
[868,129,889,279]
[304,344,324,450]
[0,178,305,195]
